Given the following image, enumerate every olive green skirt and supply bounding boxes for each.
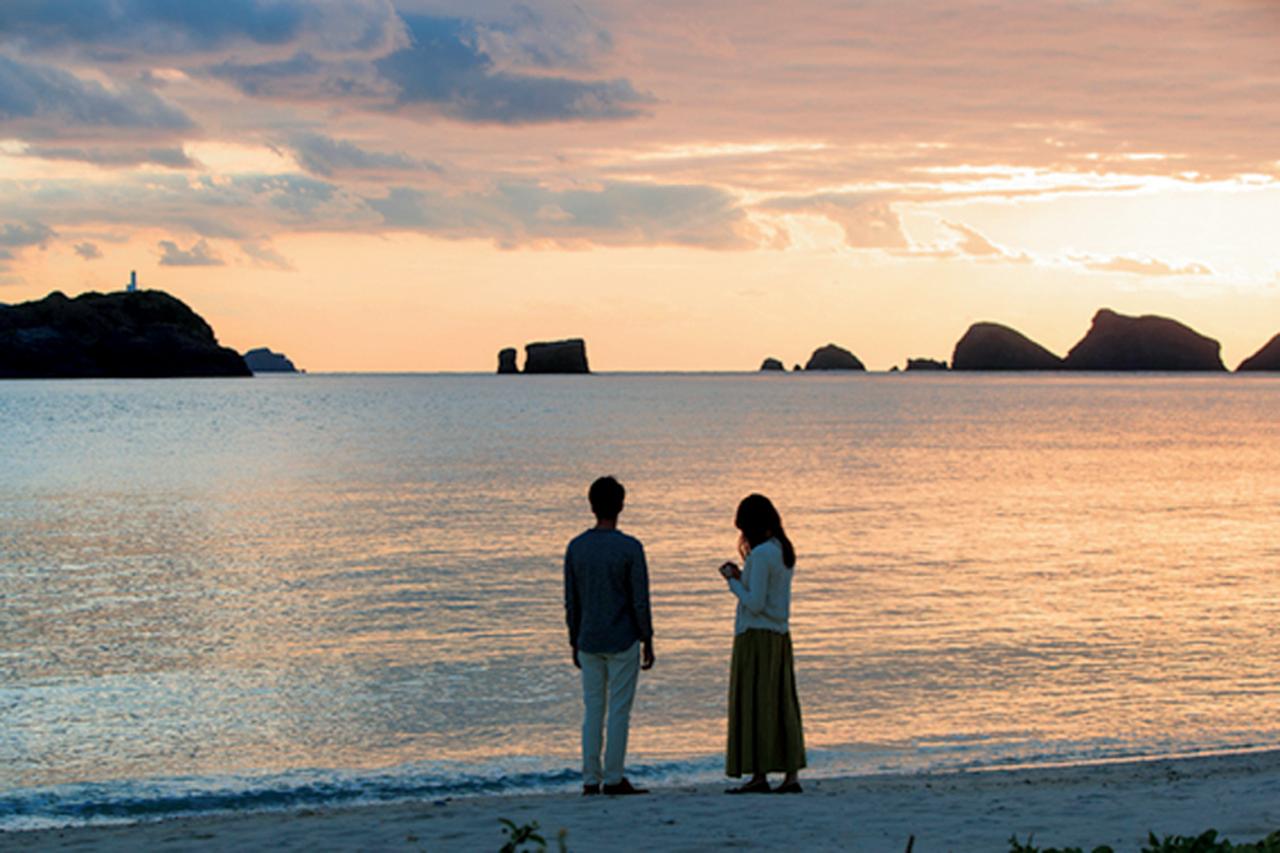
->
[726,628,807,777]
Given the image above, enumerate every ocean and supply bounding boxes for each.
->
[2,372,1278,830]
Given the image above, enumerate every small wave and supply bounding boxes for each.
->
[0,757,722,832]
[4,741,1273,833]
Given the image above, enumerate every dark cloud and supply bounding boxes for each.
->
[23,144,196,168]
[0,0,405,59]
[286,132,431,176]
[0,221,56,260]
[368,180,751,248]
[208,15,650,124]
[208,52,392,100]
[74,241,103,259]
[0,217,54,263]
[376,15,652,123]
[0,54,192,131]
[158,238,223,266]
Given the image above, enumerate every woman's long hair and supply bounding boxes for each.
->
[735,493,796,569]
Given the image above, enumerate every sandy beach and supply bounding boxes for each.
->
[7,750,1279,852]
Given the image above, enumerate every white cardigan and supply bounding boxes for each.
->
[727,538,793,635]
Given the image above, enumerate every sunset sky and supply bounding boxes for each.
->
[1,0,1277,371]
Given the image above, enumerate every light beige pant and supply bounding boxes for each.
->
[579,641,640,786]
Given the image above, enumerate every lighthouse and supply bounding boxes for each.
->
[126,270,137,293]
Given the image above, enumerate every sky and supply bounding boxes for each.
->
[1,0,1278,371]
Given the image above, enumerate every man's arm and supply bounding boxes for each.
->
[631,543,655,670]
[564,545,581,668]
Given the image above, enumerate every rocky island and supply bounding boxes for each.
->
[951,322,1064,370]
[760,357,785,371]
[243,347,299,373]
[1063,309,1224,371]
[905,358,948,371]
[804,343,866,371]
[1235,334,1280,372]
[496,339,590,373]
[0,290,249,378]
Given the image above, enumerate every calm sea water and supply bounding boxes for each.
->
[2,373,1279,829]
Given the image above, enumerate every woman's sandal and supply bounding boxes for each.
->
[773,781,803,794]
[725,779,772,794]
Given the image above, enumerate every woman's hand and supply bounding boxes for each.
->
[719,561,741,581]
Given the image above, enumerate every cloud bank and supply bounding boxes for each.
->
[368,181,751,248]
[0,0,407,59]
[0,0,1275,268]
[0,54,192,133]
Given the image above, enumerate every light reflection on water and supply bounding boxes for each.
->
[2,373,1279,796]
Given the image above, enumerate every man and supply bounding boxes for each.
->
[564,475,655,796]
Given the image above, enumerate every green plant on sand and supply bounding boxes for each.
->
[499,818,569,853]
[1009,829,1280,853]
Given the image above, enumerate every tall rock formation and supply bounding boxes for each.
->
[1236,334,1280,371]
[804,343,866,371]
[0,290,250,378]
[951,323,1064,370]
[497,347,518,374]
[523,339,590,374]
[1063,309,1225,371]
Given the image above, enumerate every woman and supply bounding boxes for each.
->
[719,493,806,794]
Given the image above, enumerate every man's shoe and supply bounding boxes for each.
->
[582,784,601,796]
[725,779,772,794]
[773,781,803,794]
[602,778,648,796]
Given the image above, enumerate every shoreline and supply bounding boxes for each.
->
[7,749,1279,852]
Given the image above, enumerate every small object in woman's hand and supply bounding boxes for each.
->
[719,561,739,580]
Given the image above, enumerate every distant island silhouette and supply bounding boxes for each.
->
[243,347,300,373]
[804,343,866,371]
[3,289,1274,376]
[1062,309,1224,370]
[1236,334,1280,372]
[496,339,590,374]
[0,290,249,379]
[952,322,1064,370]
[760,309,1268,373]
[951,308,1225,371]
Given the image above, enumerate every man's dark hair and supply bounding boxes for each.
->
[588,476,625,520]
